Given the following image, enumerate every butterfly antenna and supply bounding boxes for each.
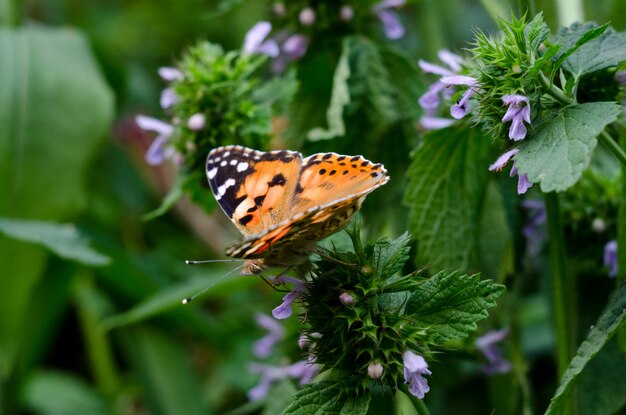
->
[182,263,245,304]
[185,258,242,265]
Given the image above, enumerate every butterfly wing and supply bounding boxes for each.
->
[206,146,302,236]
[225,152,389,261]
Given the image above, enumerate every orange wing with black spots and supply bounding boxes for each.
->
[206,146,389,269]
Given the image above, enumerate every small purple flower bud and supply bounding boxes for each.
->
[377,10,405,39]
[160,88,178,109]
[591,218,606,233]
[340,5,354,21]
[299,7,316,26]
[368,362,384,379]
[158,67,184,82]
[489,149,519,171]
[339,292,354,305]
[502,94,531,141]
[604,240,618,278]
[615,70,626,86]
[515,171,533,195]
[187,113,205,130]
[298,335,310,350]
[272,2,286,16]
[475,328,512,375]
[282,34,309,60]
[403,351,431,399]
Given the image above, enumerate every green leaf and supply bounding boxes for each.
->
[514,102,622,192]
[553,22,626,76]
[282,381,370,415]
[404,127,491,271]
[142,174,185,221]
[122,326,210,415]
[372,232,411,278]
[307,38,350,141]
[0,218,110,266]
[544,279,626,415]
[405,272,505,343]
[0,26,112,374]
[551,23,608,76]
[23,370,109,415]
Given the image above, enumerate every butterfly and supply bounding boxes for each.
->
[206,145,389,275]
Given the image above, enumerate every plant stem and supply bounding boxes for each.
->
[598,131,626,168]
[544,192,572,377]
[0,0,20,26]
[412,396,432,415]
[539,73,573,106]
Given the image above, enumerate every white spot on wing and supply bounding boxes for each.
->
[230,159,238,166]
[217,178,236,196]
[236,162,249,172]
[220,160,227,167]
[207,167,218,179]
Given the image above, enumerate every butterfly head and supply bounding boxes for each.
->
[242,259,265,275]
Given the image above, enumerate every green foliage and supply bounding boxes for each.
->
[283,381,370,415]
[545,279,626,415]
[0,218,110,266]
[514,102,622,192]
[405,272,505,343]
[404,126,492,271]
[299,228,503,401]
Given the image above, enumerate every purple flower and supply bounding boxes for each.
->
[418,81,447,109]
[420,115,455,130]
[252,313,285,358]
[299,7,316,26]
[441,76,479,119]
[489,148,519,171]
[248,360,319,401]
[243,21,280,58]
[187,113,205,130]
[510,167,533,194]
[373,0,406,40]
[271,275,308,320]
[604,240,618,278]
[489,149,533,195]
[403,351,431,399]
[502,94,531,141]
[282,34,309,60]
[475,328,511,375]
[135,115,175,165]
[160,88,178,109]
[158,66,184,82]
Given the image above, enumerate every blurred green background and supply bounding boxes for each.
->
[1,0,626,414]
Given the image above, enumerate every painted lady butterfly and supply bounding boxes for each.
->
[206,145,389,275]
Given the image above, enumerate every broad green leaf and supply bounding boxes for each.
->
[551,23,608,75]
[263,380,298,415]
[577,339,626,415]
[122,326,210,415]
[477,181,514,281]
[514,102,622,192]
[282,381,370,415]
[544,279,626,415]
[0,26,113,374]
[404,127,491,271]
[307,39,350,141]
[0,218,110,265]
[372,232,411,278]
[23,370,109,415]
[406,272,505,343]
[553,22,626,77]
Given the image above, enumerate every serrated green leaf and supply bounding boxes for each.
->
[0,218,110,265]
[544,279,626,415]
[514,102,622,192]
[553,22,626,76]
[372,233,411,278]
[404,127,491,271]
[282,381,370,415]
[406,272,505,343]
[551,23,608,76]
[307,39,350,141]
